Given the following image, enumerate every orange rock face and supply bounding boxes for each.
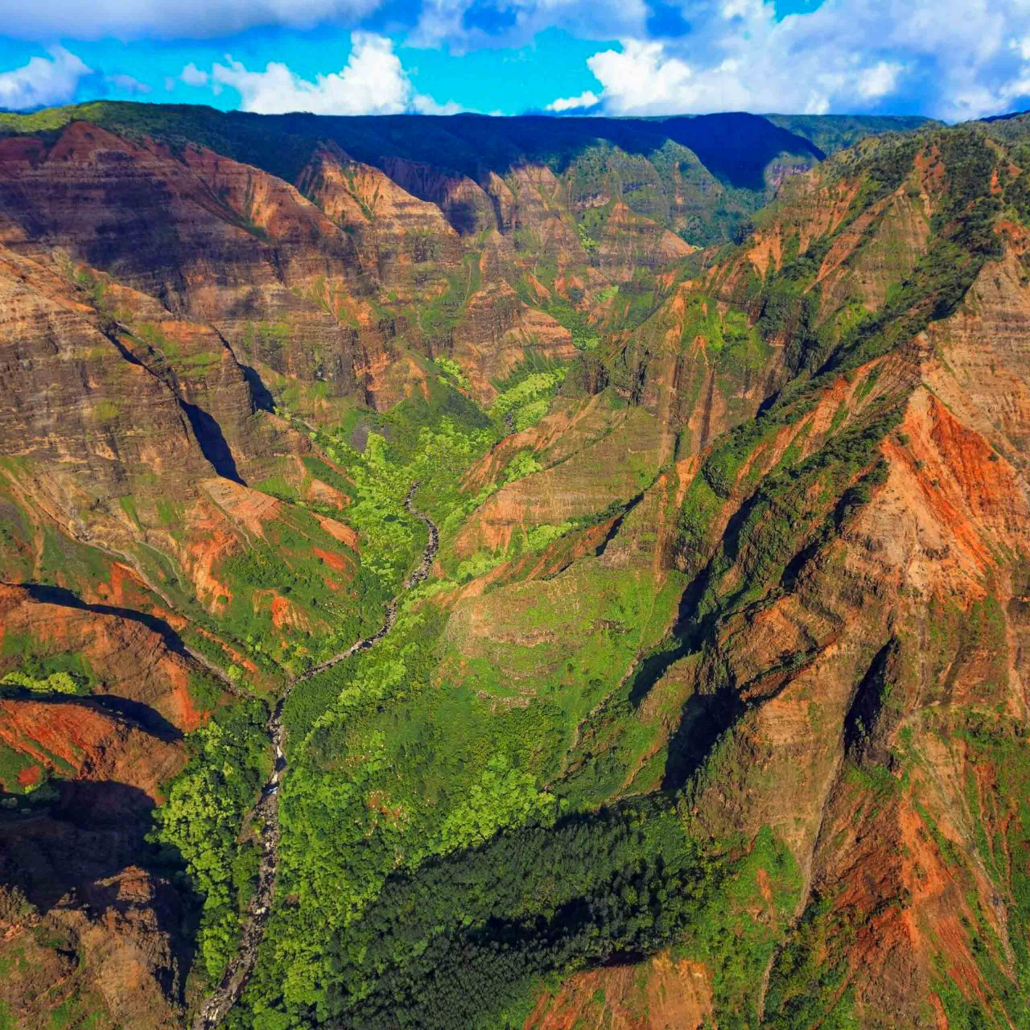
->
[526,952,714,1030]
[0,583,213,734]
[0,699,182,801]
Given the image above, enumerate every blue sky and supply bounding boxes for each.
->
[1,0,1030,121]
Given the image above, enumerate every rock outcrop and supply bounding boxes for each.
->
[0,585,200,1029]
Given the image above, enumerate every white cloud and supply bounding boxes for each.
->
[546,90,599,112]
[0,0,384,42]
[412,94,464,115]
[207,32,459,115]
[180,62,209,87]
[856,61,902,101]
[582,41,698,114]
[105,72,152,94]
[544,0,1030,121]
[0,46,92,111]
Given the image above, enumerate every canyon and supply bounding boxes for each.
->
[0,103,1026,1030]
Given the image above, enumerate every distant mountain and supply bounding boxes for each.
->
[0,103,833,246]
[0,104,935,245]
[979,107,1030,124]
[765,112,939,153]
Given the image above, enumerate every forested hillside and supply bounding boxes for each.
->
[0,103,1026,1030]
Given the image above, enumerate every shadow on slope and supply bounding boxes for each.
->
[0,102,825,193]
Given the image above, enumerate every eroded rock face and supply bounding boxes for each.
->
[378,157,500,236]
[0,111,734,1029]
[455,401,665,556]
[597,202,696,282]
[0,697,183,802]
[0,578,214,1027]
[0,243,210,505]
[0,125,401,402]
[525,951,714,1030]
[507,131,1030,1026]
[0,700,189,1028]
[450,279,578,400]
[296,144,462,292]
[0,125,357,314]
[0,869,185,1030]
[927,244,1030,472]
[0,582,214,733]
[0,121,709,417]
[0,237,320,617]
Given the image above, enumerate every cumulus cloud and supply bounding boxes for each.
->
[0,0,384,42]
[205,32,459,115]
[180,62,209,87]
[546,90,600,112]
[413,94,464,115]
[544,0,1030,121]
[856,62,904,102]
[0,45,92,111]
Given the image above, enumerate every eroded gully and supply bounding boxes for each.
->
[192,484,438,1030]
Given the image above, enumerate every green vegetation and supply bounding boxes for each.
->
[678,826,802,1024]
[321,799,712,1030]
[0,670,84,695]
[235,785,729,1029]
[746,123,1006,384]
[433,355,471,391]
[303,400,494,592]
[766,114,936,155]
[93,399,120,422]
[416,255,483,342]
[0,743,44,797]
[0,643,94,697]
[945,712,1030,1027]
[149,700,270,982]
[214,504,367,673]
[763,893,861,1028]
[433,752,559,853]
[490,366,568,432]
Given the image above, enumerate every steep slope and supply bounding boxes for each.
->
[0,124,387,405]
[295,142,462,296]
[0,583,216,1029]
[526,121,1030,1029]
